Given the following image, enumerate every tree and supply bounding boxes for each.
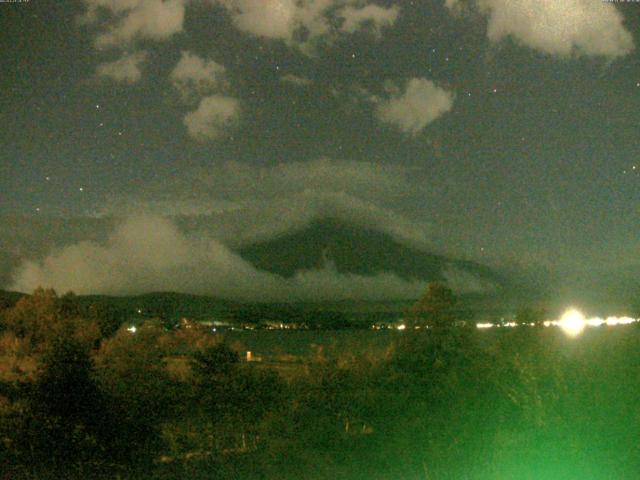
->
[85,302,128,339]
[190,343,282,452]
[3,288,59,346]
[405,282,457,330]
[93,322,176,467]
[13,334,113,476]
[190,342,239,379]
[2,288,99,353]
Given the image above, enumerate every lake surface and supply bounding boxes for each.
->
[225,329,400,358]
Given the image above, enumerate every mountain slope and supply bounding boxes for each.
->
[238,218,503,287]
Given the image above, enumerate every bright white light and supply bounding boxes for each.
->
[586,317,605,327]
[127,325,137,333]
[559,308,586,337]
[606,316,635,326]
[397,324,406,331]
[474,311,638,332]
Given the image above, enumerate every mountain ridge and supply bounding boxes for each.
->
[238,217,504,288]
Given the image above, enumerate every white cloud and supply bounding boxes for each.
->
[374,78,454,135]
[82,0,186,48]
[9,214,430,301]
[219,0,298,40]
[183,95,240,141]
[294,0,335,41]
[446,0,634,58]
[170,51,227,102]
[96,51,147,84]
[199,190,432,250]
[337,4,399,35]
[169,52,235,139]
[280,74,313,86]
[216,0,400,50]
[94,158,431,249]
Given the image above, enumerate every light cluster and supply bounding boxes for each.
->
[476,308,639,338]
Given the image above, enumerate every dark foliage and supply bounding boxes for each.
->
[2,289,640,479]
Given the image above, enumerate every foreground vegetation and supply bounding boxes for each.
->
[1,287,639,479]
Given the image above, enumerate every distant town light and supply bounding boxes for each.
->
[476,311,638,332]
[397,324,406,331]
[606,316,635,326]
[127,325,137,333]
[586,317,605,327]
[476,323,493,329]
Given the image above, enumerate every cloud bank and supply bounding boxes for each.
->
[6,158,497,299]
[9,214,430,301]
[215,0,400,50]
[97,158,431,249]
[446,0,634,58]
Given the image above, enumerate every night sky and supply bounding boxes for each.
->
[2,0,640,297]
